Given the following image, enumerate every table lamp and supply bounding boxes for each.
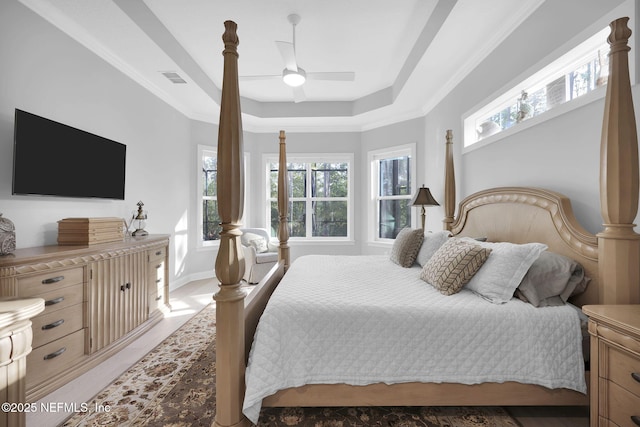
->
[411,186,439,230]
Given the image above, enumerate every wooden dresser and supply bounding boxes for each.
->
[582,305,640,427]
[0,235,170,402]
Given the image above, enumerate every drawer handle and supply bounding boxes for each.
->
[156,279,162,283]
[632,372,640,383]
[155,251,162,256]
[155,295,162,301]
[42,319,64,330]
[42,276,64,284]
[44,347,66,360]
[155,264,162,269]
[632,416,640,427]
[45,296,65,306]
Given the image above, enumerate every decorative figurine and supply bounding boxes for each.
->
[132,201,148,237]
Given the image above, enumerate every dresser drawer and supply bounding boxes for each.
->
[31,303,84,348]
[605,344,640,398]
[18,267,84,297]
[27,329,85,388]
[604,380,640,427]
[148,247,166,263]
[148,290,161,313]
[36,283,84,317]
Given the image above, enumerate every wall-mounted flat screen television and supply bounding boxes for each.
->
[12,109,126,200]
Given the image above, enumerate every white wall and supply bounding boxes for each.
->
[0,1,193,287]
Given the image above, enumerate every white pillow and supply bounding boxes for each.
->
[459,237,547,304]
[416,230,451,266]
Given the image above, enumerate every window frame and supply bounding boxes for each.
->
[264,153,354,242]
[367,143,417,245]
[197,145,249,249]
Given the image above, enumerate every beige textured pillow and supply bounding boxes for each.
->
[389,228,424,268]
[421,238,492,295]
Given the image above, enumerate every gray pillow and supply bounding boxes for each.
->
[416,230,451,266]
[515,251,590,307]
[389,228,424,268]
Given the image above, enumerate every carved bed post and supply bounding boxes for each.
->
[213,21,250,427]
[598,17,640,304]
[277,130,290,270]
[443,129,455,231]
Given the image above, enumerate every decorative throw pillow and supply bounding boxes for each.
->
[460,238,547,304]
[249,237,269,253]
[241,232,263,246]
[416,230,451,267]
[421,238,492,295]
[389,228,424,268]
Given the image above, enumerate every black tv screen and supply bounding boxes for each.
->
[12,109,126,200]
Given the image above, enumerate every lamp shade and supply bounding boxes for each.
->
[411,186,439,206]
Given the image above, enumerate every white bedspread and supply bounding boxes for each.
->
[243,255,587,423]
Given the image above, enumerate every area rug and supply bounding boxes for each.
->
[63,304,521,427]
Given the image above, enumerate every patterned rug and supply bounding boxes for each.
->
[63,304,522,427]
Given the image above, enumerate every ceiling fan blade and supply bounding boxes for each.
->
[306,72,355,81]
[293,86,306,103]
[239,74,281,81]
[276,41,298,72]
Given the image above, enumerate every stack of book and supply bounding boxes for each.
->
[57,217,125,245]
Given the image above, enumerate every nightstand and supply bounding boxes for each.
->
[582,305,640,427]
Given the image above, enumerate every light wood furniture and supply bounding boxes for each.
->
[212,16,640,427]
[0,297,44,427]
[582,305,640,427]
[0,234,169,402]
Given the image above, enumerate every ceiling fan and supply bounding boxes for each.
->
[240,14,355,103]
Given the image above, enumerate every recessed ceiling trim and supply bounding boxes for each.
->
[114,0,456,121]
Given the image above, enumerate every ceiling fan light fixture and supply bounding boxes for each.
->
[282,68,306,87]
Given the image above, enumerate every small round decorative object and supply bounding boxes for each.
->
[0,213,16,255]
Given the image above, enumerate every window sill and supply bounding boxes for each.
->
[288,239,355,245]
[196,241,220,252]
[462,85,607,154]
[367,240,394,248]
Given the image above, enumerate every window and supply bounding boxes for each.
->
[266,154,353,240]
[369,144,416,242]
[197,145,248,248]
[199,146,220,246]
[464,27,610,148]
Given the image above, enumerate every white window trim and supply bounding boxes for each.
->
[367,143,417,246]
[197,145,249,249]
[263,153,354,243]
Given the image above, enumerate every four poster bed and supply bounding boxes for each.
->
[212,18,640,427]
